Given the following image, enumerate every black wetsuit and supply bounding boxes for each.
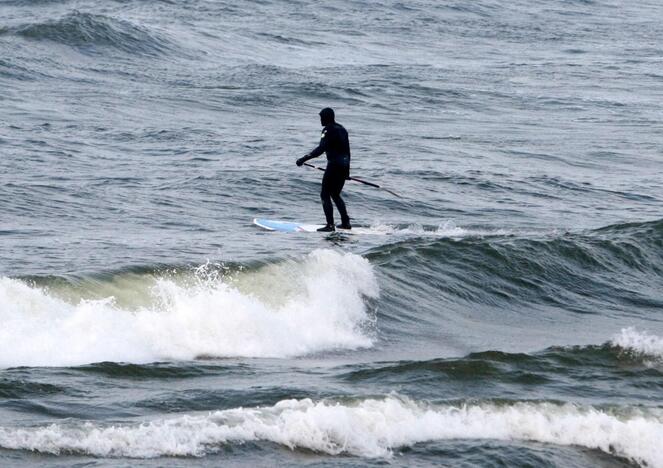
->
[300,122,351,226]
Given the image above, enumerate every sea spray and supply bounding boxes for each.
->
[612,327,663,359]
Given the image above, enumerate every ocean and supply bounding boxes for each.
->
[1,0,663,466]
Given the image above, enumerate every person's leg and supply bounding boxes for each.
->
[331,187,350,227]
[330,167,350,227]
[320,170,335,226]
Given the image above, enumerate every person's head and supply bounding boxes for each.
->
[319,107,335,126]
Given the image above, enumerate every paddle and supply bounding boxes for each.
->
[302,162,402,198]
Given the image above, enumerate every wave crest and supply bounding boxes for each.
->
[5,11,173,55]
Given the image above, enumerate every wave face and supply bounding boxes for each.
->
[368,219,663,322]
[0,250,378,367]
[2,11,173,55]
[1,396,660,466]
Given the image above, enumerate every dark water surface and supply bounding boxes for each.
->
[1,0,663,466]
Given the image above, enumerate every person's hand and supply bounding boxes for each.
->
[296,156,308,167]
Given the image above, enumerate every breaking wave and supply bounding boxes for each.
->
[0,396,660,466]
[0,250,378,367]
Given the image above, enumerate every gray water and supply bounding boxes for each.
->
[1,0,663,466]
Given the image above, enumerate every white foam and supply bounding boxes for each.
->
[357,220,501,237]
[611,327,663,358]
[0,249,378,367]
[0,396,660,465]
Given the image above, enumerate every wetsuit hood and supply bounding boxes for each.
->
[319,107,335,126]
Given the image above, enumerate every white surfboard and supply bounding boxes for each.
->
[253,218,355,233]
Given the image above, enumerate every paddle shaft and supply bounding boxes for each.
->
[302,162,401,198]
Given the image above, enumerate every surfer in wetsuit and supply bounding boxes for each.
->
[296,107,352,232]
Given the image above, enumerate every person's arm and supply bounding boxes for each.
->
[296,128,328,166]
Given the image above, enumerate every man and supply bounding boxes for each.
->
[296,107,352,232]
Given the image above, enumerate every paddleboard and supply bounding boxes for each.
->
[253,218,350,233]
